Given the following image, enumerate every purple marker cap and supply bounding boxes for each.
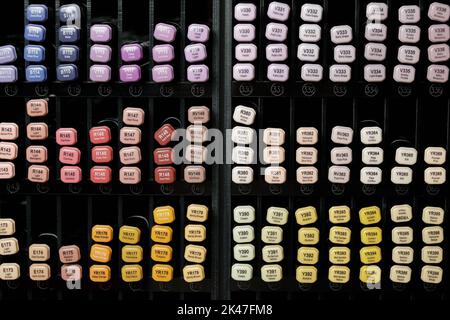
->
[120,65,141,82]
[184,43,207,63]
[152,65,174,83]
[0,45,17,64]
[154,23,177,43]
[90,65,112,82]
[121,44,144,62]
[0,66,18,83]
[90,24,113,43]
[90,44,112,63]
[152,44,175,63]
[187,65,209,83]
[187,24,210,43]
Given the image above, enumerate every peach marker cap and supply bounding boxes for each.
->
[119,166,141,184]
[26,99,48,117]
[27,123,48,140]
[61,264,82,281]
[28,165,49,183]
[123,107,145,126]
[0,122,19,141]
[184,165,206,183]
[0,142,18,160]
[0,162,15,179]
[26,145,48,163]
[59,245,81,263]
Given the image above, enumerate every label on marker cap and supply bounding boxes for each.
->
[90,265,111,283]
[91,225,113,243]
[0,237,19,255]
[0,218,15,236]
[234,244,255,261]
[261,264,283,282]
[28,165,49,183]
[360,167,382,185]
[0,123,19,141]
[187,24,210,43]
[231,263,253,281]
[366,2,388,20]
[421,246,443,264]
[330,25,353,44]
[392,246,414,264]
[391,204,412,223]
[300,4,323,22]
[395,147,417,165]
[360,265,381,284]
[365,23,387,42]
[153,206,175,225]
[330,147,352,165]
[184,245,207,263]
[329,206,351,224]
[296,266,318,284]
[25,24,46,42]
[234,3,257,21]
[297,127,318,145]
[262,245,284,263]
[331,126,353,145]
[329,64,351,82]
[361,227,382,245]
[188,106,210,124]
[359,206,381,225]
[233,63,255,81]
[297,247,319,265]
[391,167,413,184]
[186,204,208,223]
[364,64,386,82]
[428,44,449,63]
[365,43,387,61]
[24,45,45,62]
[233,105,256,125]
[59,26,80,43]
[399,5,420,23]
[0,263,20,280]
[398,25,421,43]
[232,146,254,164]
[329,247,351,265]
[328,266,350,283]
[0,142,18,160]
[393,65,416,83]
[261,226,283,244]
[265,23,288,42]
[232,166,253,184]
[234,206,255,224]
[424,167,446,185]
[296,167,319,184]
[297,43,320,62]
[0,162,15,179]
[422,226,444,244]
[328,166,350,184]
[235,44,257,62]
[360,246,382,264]
[58,45,79,62]
[263,146,285,164]
[122,245,143,263]
[263,128,285,146]
[424,147,446,165]
[266,207,289,225]
[362,147,384,165]
[334,45,356,63]
[421,265,443,284]
[233,24,256,42]
[185,224,207,242]
[151,264,173,282]
[398,45,420,64]
[329,226,351,245]
[428,2,450,22]
[296,147,318,165]
[29,263,51,281]
[301,64,323,82]
[26,99,48,117]
[119,226,141,244]
[392,226,413,244]
[299,24,321,42]
[360,127,382,145]
[266,43,288,62]
[390,265,412,283]
[428,24,450,43]
[298,227,320,245]
[26,65,47,83]
[267,63,289,82]
[267,2,290,22]
[422,207,444,225]
[29,244,50,262]
[295,206,318,226]
[183,264,205,283]
[151,244,173,262]
[122,265,143,282]
[427,65,449,83]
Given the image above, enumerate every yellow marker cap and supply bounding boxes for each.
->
[329,246,351,264]
[261,264,283,282]
[359,206,381,225]
[121,264,143,282]
[295,206,318,225]
[183,264,205,283]
[151,244,173,262]
[297,247,319,265]
[185,224,207,242]
[328,265,350,283]
[359,265,381,284]
[90,265,111,283]
[266,207,289,225]
[119,225,141,244]
[296,266,318,284]
[329,226,351,245]
[122,245,143,263]
[186,204,209,222]
[153,206,176,224]
[298,227,320,245]
[152,264,173,282]
[91,225,114,243]
[329,206,351,224]
[360,246,382,264]
[90,244,112,263]
[151,225,173,243]
[360,227,382,245]
[184,244,207,263]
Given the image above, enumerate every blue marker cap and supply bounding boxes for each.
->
[58,45,79,62]
[56,64,78,81]
[0,45,17,64]
[59,26,80,43]
[0,66,18,83]
[26,65,48,82]
[26,5,48,22]
[25,24,46,42]
[59,4,81,23]
[24,45,46,62]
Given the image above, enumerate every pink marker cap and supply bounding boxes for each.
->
[152,65,174,83]
[89,126,111,144]
[187,65,209,83]
[154,23,177,43]
[90,166,112,184]
[60,166,82,184]
[61,264,82,281]
[91,146,113,163]
[59,147,81,165]
[56,128,77,146]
